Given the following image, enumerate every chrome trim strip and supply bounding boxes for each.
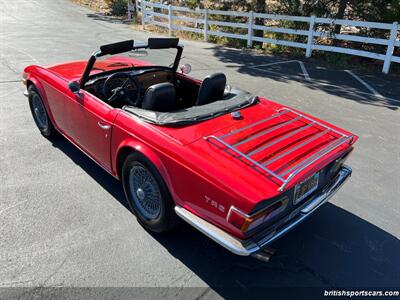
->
[232,116,301,147]
[278,135,353,191]
[220,110,289,139]
[226,197,287,222]
[300,167,350,214]
[278,108,349,137]
[206,135,285,182]
[226,205,251,221]
[257,166,351,246]
[281,136,348,177]
[246,122,315,157]
[175,206,260,256]
[175,166,352,256]
[263,128,330,166]
[206,107,354,192]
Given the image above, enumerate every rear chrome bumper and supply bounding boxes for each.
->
[175,165,352,256]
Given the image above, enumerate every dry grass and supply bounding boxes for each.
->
[71,0,110,14]
[71,0,399,74]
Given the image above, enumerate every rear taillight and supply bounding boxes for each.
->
[331,148,353,175]
[227,197,289,233]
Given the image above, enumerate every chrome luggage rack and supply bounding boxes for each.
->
[205,108,354,192]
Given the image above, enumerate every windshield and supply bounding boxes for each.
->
[91,48,179,74]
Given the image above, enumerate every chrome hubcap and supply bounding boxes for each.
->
[32,94,48,130]
[136,188,145,201]
[129,165,161,219]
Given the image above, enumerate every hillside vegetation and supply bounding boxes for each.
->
[75,0,400,71]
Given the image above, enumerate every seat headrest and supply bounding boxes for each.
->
[141,82,176,112]
[196,73,226,106]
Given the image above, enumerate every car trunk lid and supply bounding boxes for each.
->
[203,104,356,192]
[161,99,356,196]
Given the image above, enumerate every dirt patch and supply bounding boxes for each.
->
[71,0,110,14]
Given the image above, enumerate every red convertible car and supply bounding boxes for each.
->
[23,38,357,259]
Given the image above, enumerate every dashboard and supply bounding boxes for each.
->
[84,69,174,100]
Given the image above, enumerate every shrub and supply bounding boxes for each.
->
[106,0,128,16]
[322,52,351,67]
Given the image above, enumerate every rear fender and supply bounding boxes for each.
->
[114,140,180,204]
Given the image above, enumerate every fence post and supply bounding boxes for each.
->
[247,11,254,48]
[204,8,209,42]
[168,5,173,36]
[305,15,316,58]
[127,0,131,20]
[383,21,398,74]
[141,0,145,30]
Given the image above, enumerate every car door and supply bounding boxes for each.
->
[65,90,118,172]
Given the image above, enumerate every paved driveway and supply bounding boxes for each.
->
[1,0,399,298]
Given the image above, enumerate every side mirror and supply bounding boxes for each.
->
[180,64,192,75]
[68,81,80,93]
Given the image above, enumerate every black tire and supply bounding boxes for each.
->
[28,84,55,138]
[121,152,179,233]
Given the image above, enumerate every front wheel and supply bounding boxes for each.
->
[28,85,55,137]
[121,152,179,233]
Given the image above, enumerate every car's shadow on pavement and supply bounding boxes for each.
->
[50,135,129,210]
[51,135,400,299]
[153,205,400,298]
[210,46,400,110]
[86,13,131,25]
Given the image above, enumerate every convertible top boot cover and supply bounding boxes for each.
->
[123,88,258,126]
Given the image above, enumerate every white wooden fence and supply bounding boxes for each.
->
[128,0,400,74]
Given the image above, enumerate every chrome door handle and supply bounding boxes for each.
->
[98,121,111,130]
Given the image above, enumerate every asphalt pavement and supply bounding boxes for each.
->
[0,0,399,299]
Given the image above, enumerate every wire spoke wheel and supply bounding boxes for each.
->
[31,93,48,130]
[122,153,179,232]
[129,164,162,220]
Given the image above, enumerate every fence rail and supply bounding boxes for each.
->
[128,0,400,73]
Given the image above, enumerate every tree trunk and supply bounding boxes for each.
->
[253,0,266,47]
[334,0,348,34]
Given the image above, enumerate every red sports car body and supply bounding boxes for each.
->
[23,38,357,258]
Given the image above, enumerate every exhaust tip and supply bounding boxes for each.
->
[251,247,277,262]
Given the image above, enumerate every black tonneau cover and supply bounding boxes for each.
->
[123,89,258,127]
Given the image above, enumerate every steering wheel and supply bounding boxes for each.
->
[103,72,141,106]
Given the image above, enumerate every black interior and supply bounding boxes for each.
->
[196,73,226,106]
[123,88,257,127]
[83,68,228,113]
[141,82,176,112]
[174,76,200,109]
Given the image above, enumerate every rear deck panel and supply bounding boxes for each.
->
[205,107,356,192]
